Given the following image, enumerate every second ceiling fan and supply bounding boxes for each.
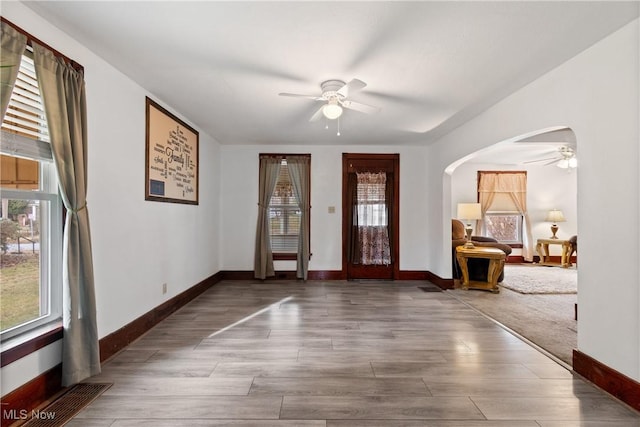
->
[279,78,380,122]
[524,146,577,169]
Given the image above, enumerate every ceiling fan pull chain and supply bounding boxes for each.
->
[337,117,341,136]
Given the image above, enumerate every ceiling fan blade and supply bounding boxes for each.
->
[341,99,380,114]
[309,105,325,122]
[279,93,323,101]
[337,78,367,98]
[523,157,558,164]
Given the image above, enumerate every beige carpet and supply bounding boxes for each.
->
[449,264,577,366]
[499,264,577,294]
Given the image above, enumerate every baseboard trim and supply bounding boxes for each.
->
[99,271,224,362]
[221,269,448,284]
[0,364,64,426]
[308,270,344,280]
[573,349,640,412]
[397,270,430,280]
[425,271,454,289]
[507,255,577,264]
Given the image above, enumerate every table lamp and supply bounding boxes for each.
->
[545,209,565,239]
[457,203,482,248]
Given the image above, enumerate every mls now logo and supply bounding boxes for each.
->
[2,408,28,420]
[3,408,56,421]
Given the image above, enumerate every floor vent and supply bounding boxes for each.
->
[23,383,111,427]
[418,286,442,292]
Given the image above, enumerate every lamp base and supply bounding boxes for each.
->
[463,240,476,249]
[550,224,559,239]
[463,225,475,248]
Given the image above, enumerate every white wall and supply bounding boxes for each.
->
[427,19,639,379]
[220,145,430,272]
[451,162,578,255]
[1,3,222,395]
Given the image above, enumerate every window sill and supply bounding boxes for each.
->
[272,253,313,261]
[273,253,297,261]
[1,321,63,367]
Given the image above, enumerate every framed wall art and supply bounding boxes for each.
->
[145,97,199,204]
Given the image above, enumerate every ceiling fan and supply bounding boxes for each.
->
[524,146,577,169]
[279,79,381,122]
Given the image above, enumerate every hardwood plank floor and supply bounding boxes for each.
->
[70,280,640,426]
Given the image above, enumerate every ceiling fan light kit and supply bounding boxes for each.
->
[322,99,343,120]
[557,156,578,169]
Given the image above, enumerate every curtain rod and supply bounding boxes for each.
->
[2,17,84,73]
[259,153,311,158]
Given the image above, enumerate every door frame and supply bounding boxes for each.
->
[342,153,400,280]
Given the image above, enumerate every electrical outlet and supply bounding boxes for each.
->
[162,283,167,294]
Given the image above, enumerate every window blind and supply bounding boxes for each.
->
[2,49,50,144]
[269,159,301,253]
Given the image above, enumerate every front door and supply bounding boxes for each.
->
[342,153,399,280]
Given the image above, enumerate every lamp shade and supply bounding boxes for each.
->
[545,209,565,224]
[457,203,482,220]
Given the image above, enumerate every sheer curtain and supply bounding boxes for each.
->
[354,172,391,265]
[286,156,310,280]
[478,171,534,261]
[33,43,101,386]
[0,22,27,117]
[254,157,281,279]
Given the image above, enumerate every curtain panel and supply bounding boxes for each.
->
[286,156,310,280]
[358,226,391,265]
[0,22,27,119]
[33,42,101,386]
[254,157,281,279]
[347,172,361,264]
[352,172,391,265]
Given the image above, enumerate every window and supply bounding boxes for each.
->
[356,173,387,227]
[1,48,62,340]
[269,159,301,254]
[258,154,311,261]
[477,171,528,245]
[484,212,523,244]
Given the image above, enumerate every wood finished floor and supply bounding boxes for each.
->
[73,280,640,426]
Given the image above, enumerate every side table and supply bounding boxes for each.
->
[536,238,571,267]
[455,246,506,293]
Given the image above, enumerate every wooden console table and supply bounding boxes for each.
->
[536,238,571,267]
[455,246,506,293]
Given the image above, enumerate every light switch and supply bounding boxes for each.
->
[328,206,335,214]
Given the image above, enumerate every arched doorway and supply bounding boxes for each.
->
[444,127,578,366]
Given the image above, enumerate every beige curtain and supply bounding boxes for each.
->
[478,191,495,235]
[33,43,100,386]
[254,157,281,279]
[478,172,534,261]
[286,156,310,280]
[0,22,27,119]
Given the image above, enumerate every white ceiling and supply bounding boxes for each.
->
[24,1,639,150]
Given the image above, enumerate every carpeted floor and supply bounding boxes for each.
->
[449,263,577,366]
[499,264,577,294]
